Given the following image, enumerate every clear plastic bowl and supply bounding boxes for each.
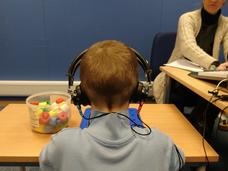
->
[26,91,71,133]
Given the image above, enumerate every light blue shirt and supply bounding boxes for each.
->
[39,110,185,171]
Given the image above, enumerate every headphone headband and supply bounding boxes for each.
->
[130,48,152,83]
[67,49,88,88]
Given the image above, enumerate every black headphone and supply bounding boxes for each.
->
[67,48,152,106]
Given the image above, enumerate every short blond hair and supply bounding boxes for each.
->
[80,40,138,108]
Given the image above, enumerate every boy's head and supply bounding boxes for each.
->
[80,40,138,110]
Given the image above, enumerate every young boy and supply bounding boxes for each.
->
[39,40,185,171]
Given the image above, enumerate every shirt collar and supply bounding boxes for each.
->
[201,7,221,25]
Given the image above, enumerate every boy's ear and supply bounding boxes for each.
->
[130,82,150,103]
[71,84,90,106]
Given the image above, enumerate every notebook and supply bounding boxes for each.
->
[80,108,144,129]
[189,71,228,81]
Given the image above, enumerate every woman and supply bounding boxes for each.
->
[153,0,228,104]
[154,2,228,170]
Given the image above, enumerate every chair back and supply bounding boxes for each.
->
[150,32,176,80]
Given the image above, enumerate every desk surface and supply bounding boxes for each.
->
[161,66,228,112]
[0,104,218,163]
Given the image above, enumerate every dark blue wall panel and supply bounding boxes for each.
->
[0,0,227,80]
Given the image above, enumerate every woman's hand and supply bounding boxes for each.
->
[216,62,228,71]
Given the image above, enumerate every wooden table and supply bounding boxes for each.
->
[0,104,218,165]
[160,66,228,113]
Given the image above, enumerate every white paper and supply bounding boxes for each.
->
[164,58,204,72]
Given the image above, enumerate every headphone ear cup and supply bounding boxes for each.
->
[130,82,148,102]
[72,85,90,106]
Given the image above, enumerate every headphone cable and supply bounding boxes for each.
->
[174,144,184,170]
[76,103,152,136]
[202,80,228,168]
[201,99,211,168]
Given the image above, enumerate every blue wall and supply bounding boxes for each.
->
[0,0,227,80]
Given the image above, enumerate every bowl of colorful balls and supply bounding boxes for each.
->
[26,91,71,133]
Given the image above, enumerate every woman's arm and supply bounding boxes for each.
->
[223,18,228,61]
[177,13,217,69]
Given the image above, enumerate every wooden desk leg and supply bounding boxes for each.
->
[164,75,171,103]
[20,166,26,171]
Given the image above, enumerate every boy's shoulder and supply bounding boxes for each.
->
[51,127,82,140]
[135,127,173,143]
